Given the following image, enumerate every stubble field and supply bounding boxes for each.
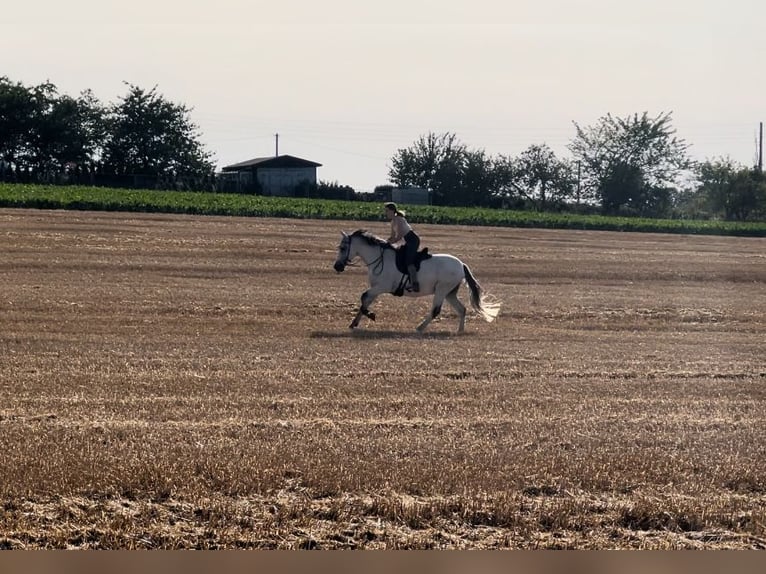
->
[0,208,764,549]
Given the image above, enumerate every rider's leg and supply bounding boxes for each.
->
[404,234,420,291]
[407,264,420,292]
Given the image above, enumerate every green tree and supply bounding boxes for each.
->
[697,158,766,221]
[600,161,644,214]
[694,157,737,219]
[490,155,522,208]
[34,90,105,171]
[513,144,575,211]
[568,111,691,215]
[389,133,508,207]
[389,132,466,206]
[727,169,765,221]
[0,77,54,169]
[460,149,501,208]
[103,84,214,177]
[0,77,105,173]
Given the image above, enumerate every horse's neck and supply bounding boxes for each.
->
[355,241,385,265]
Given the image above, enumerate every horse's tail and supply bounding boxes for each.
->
[463,264,501,323]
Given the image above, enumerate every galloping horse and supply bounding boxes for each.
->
[333,230,500,333]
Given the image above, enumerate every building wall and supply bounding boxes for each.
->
[217,171,254,193]
[257,167,317,196]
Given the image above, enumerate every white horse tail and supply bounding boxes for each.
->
[463,264,501,323]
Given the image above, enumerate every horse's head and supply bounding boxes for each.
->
[333,231,352,272]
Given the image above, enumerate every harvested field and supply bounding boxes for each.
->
[0,208,765,549]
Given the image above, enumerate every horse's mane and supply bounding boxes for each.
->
[351,229,393,249]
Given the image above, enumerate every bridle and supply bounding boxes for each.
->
[338,235,385,275]
[337,237,355,268]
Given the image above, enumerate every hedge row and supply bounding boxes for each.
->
[1,184,764,237]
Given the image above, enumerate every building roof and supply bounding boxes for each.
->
[221,154,322,172]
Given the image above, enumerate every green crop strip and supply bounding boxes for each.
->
[1,184,764,237]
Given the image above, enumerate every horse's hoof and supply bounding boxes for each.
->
[368,313,376,321]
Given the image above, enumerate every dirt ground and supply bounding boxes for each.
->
[0,208,764,549]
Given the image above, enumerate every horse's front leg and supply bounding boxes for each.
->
[350,289,380,329]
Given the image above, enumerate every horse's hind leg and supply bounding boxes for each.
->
[445,285,467,333]
[416,290,447,332]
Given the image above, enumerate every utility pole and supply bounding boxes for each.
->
[575,160,582,206]
[275,133,279,157]
[759,122,763,172]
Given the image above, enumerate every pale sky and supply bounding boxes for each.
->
[4,1,764,192]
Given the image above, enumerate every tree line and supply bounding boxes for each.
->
[1,77,764,220]
[0,77,215,191]
[386,120,765,221]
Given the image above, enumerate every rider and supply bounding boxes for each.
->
[384,202,420,292]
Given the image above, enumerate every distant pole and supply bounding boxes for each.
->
[576,160,582,206]
[275,133,279,157]
[759,122,763,172]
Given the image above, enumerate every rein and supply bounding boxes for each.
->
[345,237,386,275]
[367,248,385,275]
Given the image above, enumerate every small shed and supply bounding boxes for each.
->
[392,186,430,205]
[220,154,322,196]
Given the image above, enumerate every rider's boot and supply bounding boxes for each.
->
[407,264,420,292]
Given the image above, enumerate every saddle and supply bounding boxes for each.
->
[394,247,431,275]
